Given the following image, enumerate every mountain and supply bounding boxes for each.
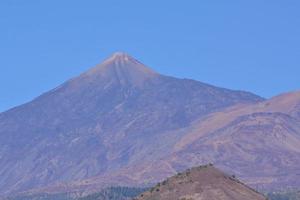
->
[0,52,264,196]
[133,165,266,200]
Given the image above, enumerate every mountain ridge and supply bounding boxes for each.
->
[1,53,298,197]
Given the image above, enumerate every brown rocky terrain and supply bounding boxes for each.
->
[134,165,266,200]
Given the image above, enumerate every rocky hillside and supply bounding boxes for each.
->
[134,165,266,200]
[165,91,300,190]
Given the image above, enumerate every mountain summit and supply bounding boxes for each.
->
[82,52,157,87]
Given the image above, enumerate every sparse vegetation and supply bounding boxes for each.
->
[7,187,147,200]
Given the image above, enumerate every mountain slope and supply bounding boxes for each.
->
[149,91,300,190]
[0,53,263,196]
[134,165,266,200]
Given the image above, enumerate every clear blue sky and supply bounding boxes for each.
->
[0,1,299,112]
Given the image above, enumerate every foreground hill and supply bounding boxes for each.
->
[0,53,263,196]
[134,165,266,200]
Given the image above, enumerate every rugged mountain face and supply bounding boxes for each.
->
[165,91,300,190]
[0,53,263,196]
[134,165,266,200]
[111,91,300,192]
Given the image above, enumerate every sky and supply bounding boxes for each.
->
[0,0,299,112]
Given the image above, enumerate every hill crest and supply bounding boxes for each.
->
[134,165,266,200]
